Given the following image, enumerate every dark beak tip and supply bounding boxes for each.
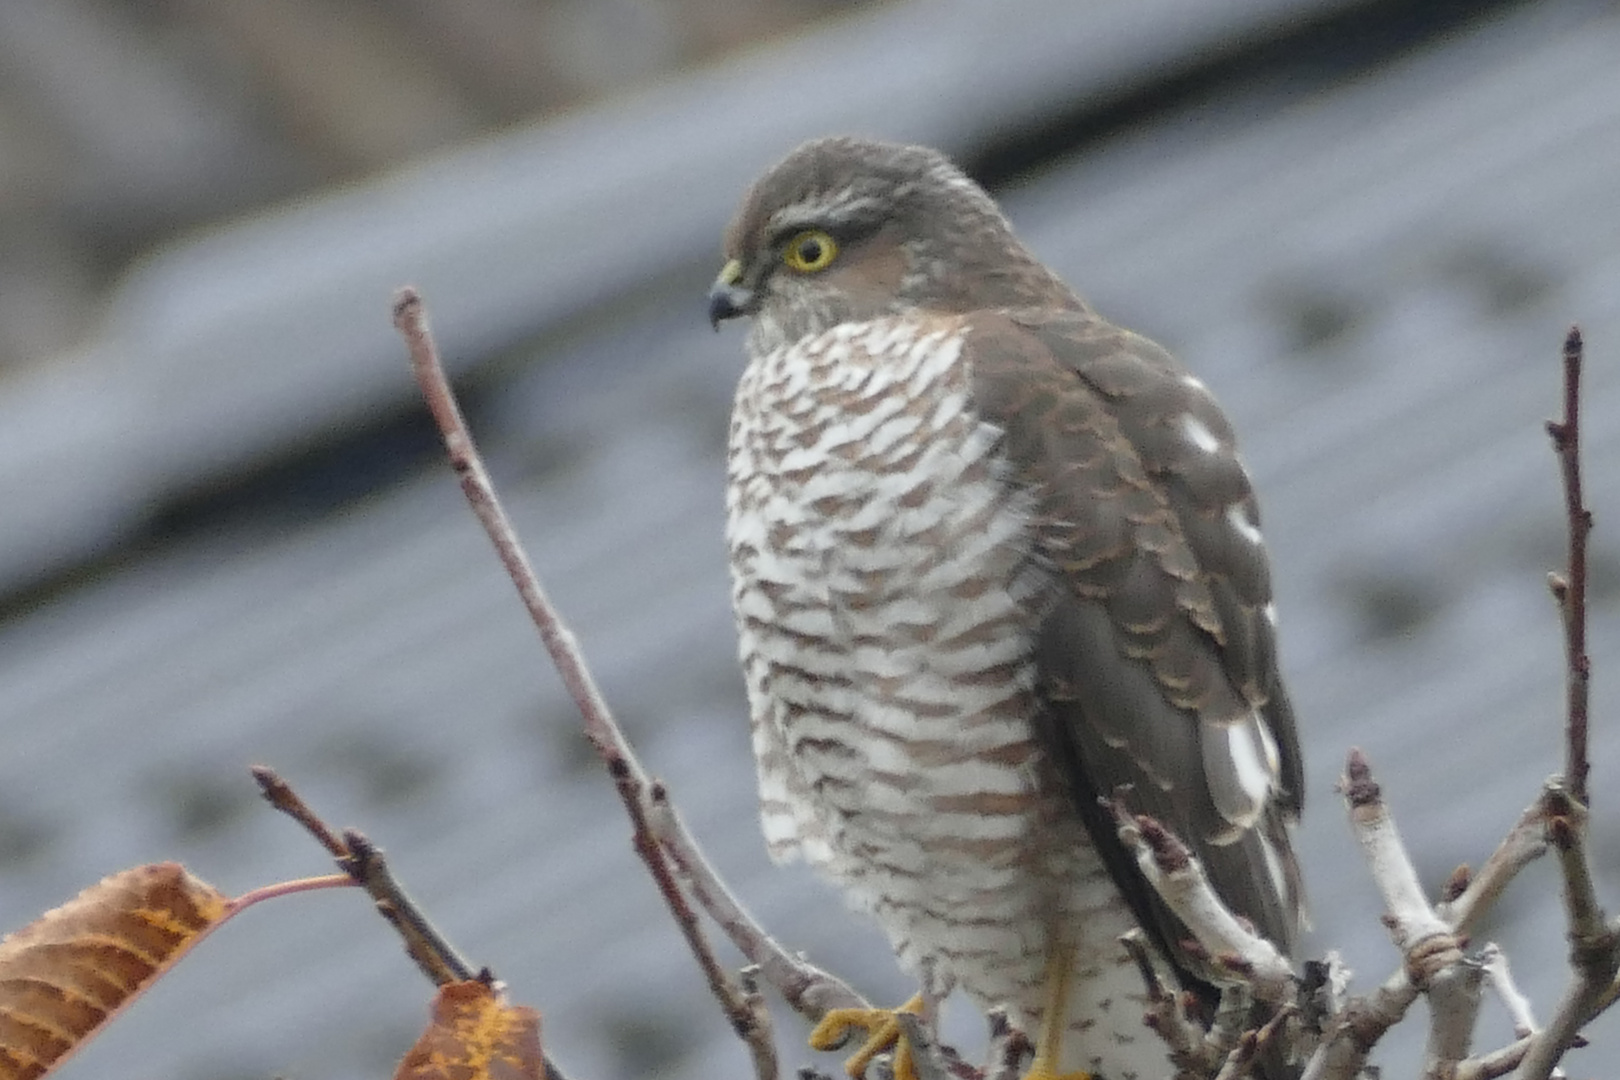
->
[707,286,747,331]
[707,295,728,332]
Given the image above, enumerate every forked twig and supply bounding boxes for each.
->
[252,765,473,986]
[1515,326,1618,1080]
[256,766,580,1080]
[1515,784,1619,1080]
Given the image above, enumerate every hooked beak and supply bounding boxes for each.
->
[707,258,755,330]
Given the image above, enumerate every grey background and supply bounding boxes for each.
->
[0,1,1617,1077]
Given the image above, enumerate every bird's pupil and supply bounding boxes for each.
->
[799,238,822,263]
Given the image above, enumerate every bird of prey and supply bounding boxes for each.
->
[710,136,1303,1080]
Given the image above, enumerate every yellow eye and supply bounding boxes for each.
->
[781,230,838,273]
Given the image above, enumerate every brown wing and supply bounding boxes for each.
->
[964,308,1305,978]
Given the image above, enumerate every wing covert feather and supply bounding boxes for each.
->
[964,309,1304,968]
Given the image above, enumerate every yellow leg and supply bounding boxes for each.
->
[810,993,925,1080]
[1024,944,1093,1080]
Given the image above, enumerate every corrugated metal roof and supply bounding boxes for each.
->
[2,0,1617,1077]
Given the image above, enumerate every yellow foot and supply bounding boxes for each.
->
[1022,940,1092,1080]
[809,994,925,1080]
[1019,1066,1092,1080]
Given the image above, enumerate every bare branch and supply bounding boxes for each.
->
[256,764,582,1080]
[1421,955,1483,1078]
[253,765,474,985]
[1478,943,1537,1041]
[1294,951,1350,1072]
[344,830,481,986]
[737,966,782,1080]
[1437,799,1549,936]
[394,288,779,1080]
[1545,325,1591,804]
[1544,784,1604,943]
[1515,783,1620,1080]
[1300,967,1418,1080]
[1302,752,1455,1080]
[1342,749,1484,1075]
[1452,1032,1534,1080]
[1121,928,1211,1077]
[1111,806,1295,1004]
[252,765,349,859]
[645,782,867,1019]
[1304,774,1604,1080]
[1342,751,1453,958]
[1211,1004,1295,1080]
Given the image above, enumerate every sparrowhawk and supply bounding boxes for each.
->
[710,136,1304,1080]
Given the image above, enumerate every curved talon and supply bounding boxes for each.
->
[809,995,925,1080]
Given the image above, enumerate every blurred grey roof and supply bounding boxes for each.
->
[0,0,1381,589]
[3,0,1620,1078]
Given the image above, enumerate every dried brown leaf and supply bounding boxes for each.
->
[395,980,543,1080]
[0,862,229,1080]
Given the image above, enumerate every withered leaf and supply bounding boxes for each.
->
[0,862,229,1080]
[395,980,543,1080]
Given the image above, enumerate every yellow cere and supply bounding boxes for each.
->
[782,229,838,273]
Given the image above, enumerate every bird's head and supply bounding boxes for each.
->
[708,136,1072,353]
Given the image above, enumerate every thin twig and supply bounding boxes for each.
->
[1121,928,1210,1076]
[1308,331,1614,1080]
[394,288,781,1080]
[254,764,579,1080]
[1545,785,1604,944]
[1478,943,1537,1041]
[1437,800,1549,936]
[1545,325,1591,805]
[645,782,867,1019]
[252,764,348,858]
[738,966,782,1080]
[1211,1004,1295,1080]
[343,830,476,985]
[1515,327,1617,1080]
[253,765,473,984]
